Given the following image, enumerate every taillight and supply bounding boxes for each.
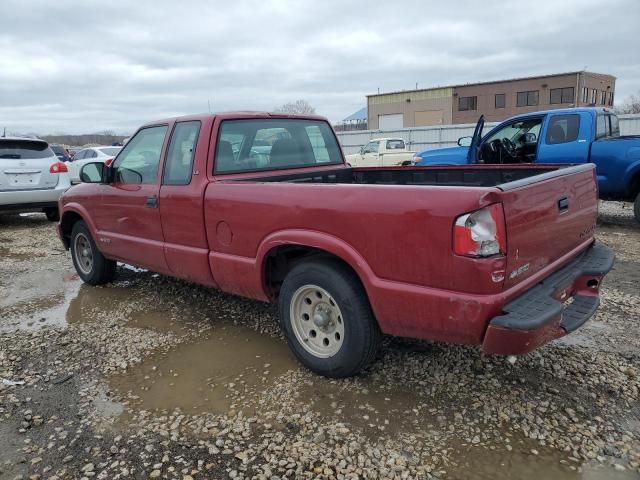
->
[104,158,113,166]
[454,203,506,257]
[49,162,68,173]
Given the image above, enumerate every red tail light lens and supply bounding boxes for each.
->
[454,203,506,257]
[104,158,113,166]
[49,162,68,173]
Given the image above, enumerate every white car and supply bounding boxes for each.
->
[0,137,72,221]
[67,146,121,183]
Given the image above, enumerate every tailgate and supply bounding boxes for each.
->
[499,164,598,290]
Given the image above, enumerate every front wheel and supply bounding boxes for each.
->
[44,208,59,222]
[70,221,116,285]
[634,193,640,224]
[278,259,381,378]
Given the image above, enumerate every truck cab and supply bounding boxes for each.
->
[415,108,640,221]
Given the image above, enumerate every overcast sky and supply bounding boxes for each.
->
[1,0,638,134]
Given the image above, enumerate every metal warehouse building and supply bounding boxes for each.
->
[367,71,616,129]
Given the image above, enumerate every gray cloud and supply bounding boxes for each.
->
[1,0,638,134]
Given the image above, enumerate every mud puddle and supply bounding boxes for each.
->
[0,245,34,262]
[446,441,637,480]
[0,270,151,332]
[110,324,297,414]
[0,270,81,332]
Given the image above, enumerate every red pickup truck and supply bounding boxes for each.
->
[57,112,614,377]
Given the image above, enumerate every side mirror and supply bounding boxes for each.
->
[79,162,108,183]
[359,146,365,155]
[525,132,537,143]
[457,136,473,147]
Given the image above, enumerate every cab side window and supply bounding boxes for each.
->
[113,126,168,184]
[163,121,201,185]
[545,115,580,145]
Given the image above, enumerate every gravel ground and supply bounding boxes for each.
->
[0,204,639,480]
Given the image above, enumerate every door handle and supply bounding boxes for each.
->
[145,195,158,208]
[558,197,569,212]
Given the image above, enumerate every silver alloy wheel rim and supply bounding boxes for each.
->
[73,232,94,275]
[290,284,345,358]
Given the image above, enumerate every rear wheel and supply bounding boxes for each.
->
[70,221,116,285]
[634,193,640,223]
[278,259,381,378]
[44,208,59,222]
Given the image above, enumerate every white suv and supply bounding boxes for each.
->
[0,137,72,221]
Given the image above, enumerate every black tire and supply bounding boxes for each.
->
[70,221,116,285]
[44,208,59,222]
[635,193,640,224]
[278,258,381,378]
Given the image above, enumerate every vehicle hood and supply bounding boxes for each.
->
[415,146,469,165]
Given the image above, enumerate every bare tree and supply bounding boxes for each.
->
[615,90,640,114]
[274,99,316,115]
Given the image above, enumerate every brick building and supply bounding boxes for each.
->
[367,71,616,129]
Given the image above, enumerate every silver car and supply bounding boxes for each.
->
[0,137,71,221]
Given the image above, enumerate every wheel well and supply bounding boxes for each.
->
[59,211,83,249]
[264,245,363,299]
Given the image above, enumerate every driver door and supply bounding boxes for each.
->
[360,141,380,167]
[94,125,170,273]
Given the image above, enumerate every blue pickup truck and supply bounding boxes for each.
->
[414,107,640,222]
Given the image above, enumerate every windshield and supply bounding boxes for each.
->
[0,140,55,159]
[99,147,121,156]
[485,119,541,144]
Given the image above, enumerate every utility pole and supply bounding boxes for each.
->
[208,99,211,113]
[2,127,5,137]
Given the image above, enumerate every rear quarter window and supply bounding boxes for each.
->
[0,140,55,159]
[386,139,405,150]
[545,115,580,145]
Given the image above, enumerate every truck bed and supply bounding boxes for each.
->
[240,164,574,188]
[206,162,598,346]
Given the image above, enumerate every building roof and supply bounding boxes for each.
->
[342,107,367,122]
[367,71,616,98]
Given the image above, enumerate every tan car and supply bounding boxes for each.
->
[345,138,415,167]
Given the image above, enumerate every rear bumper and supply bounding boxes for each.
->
[0,178,71,212]
[482,243,615,355]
